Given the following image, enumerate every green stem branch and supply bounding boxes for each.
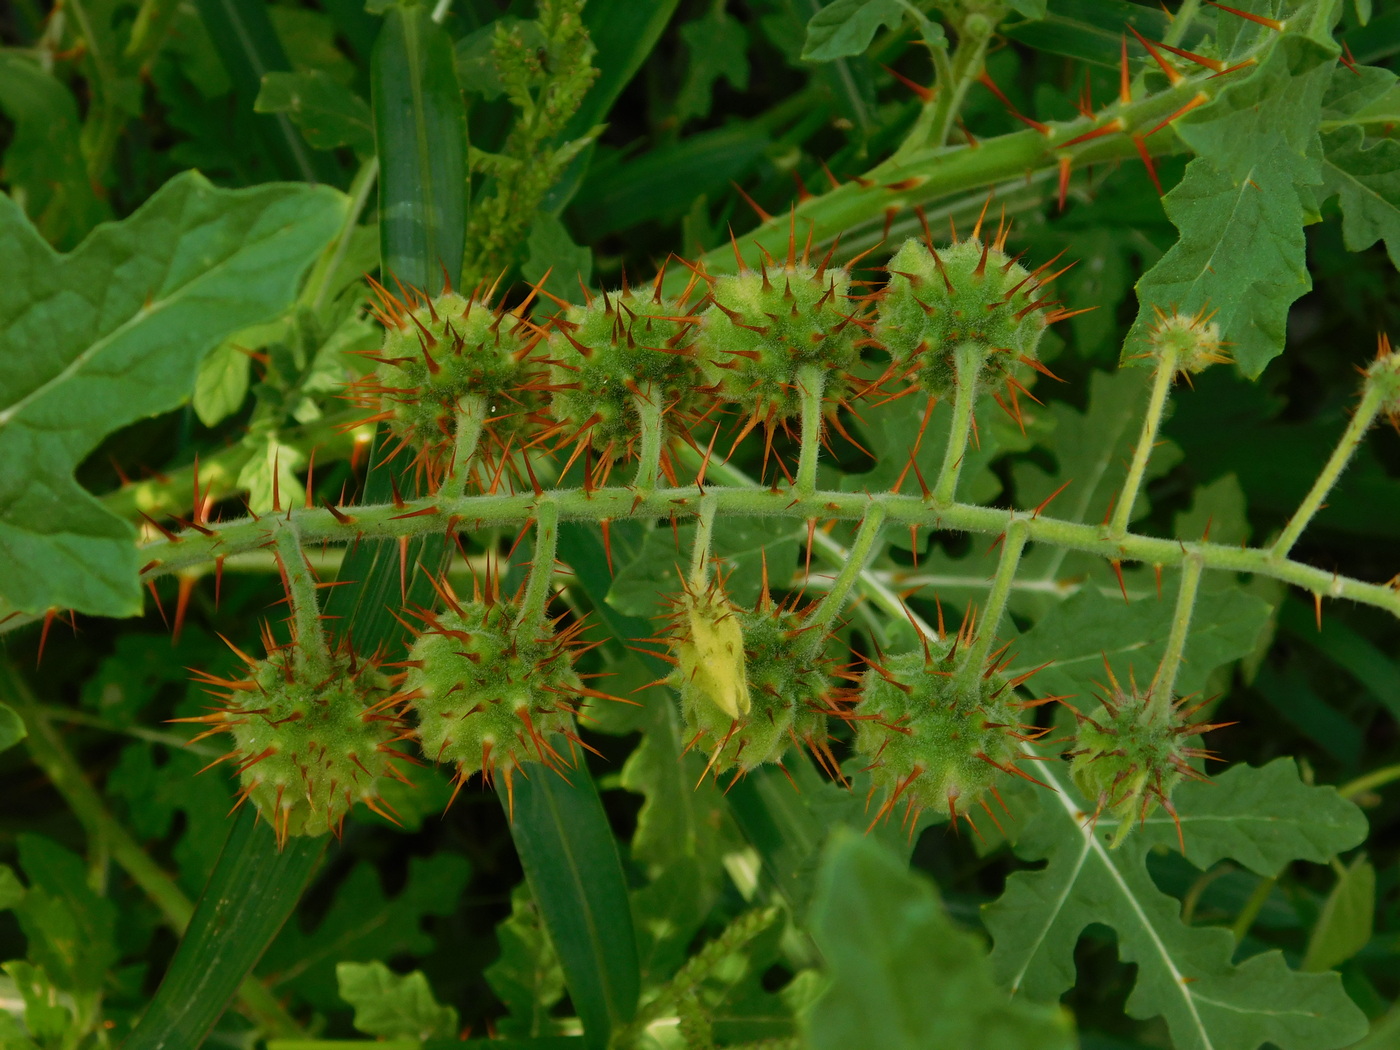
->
[1150,554,1204,719]
[689,495,719,589]
[1270,385,1384,559]
[956,518,1029,688]
[801,506,887,646]
[632,390,665,492]
[933,343,982,506]
[1109,349,1177,541]
[122,482,1400,621]
[794,365,828,497]
[516,498,559,632]
[448,394,488,496]
[921,14,993,152]
[272,524,331,676]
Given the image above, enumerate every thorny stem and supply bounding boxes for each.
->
[801,506,888,648]
[271,523,331,677]
[1109,348,1177,541]
[1149,554,1204,720]
[665,20,1291,298]
[516,498,559,632]
[447,394,488,496]
[955,518,1029,690]
[689,495,720,589]
[632,390,666,492]
[794,364,828,497]
[125,484,1400,620]
[0,663,302,1036]
[933,343,983,506]
[1270,384,1384,560]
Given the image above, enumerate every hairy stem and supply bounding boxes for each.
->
[801,506,887,646]
[272,524,331,676]
[125,483,1400,620]
[632,390,665,492]
[1109,350,1177,540]
[1149,554,1204,719]
[923,12,993,152]
[1270,384,1384,559]
[0,663,301,1036]
[933,343,982,506]
[516,498,560,632]
[955,518,1029,688]
[447,394,488,496]
[794,364,828,497]
[689,494,719,589]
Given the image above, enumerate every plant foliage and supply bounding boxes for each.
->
[1,1,1399,1049]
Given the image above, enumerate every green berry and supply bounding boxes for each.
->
[399,593,589,811]
[359,283,542,480]
[875,232,1062,402]
[183,642,406,846]
[851,641,1040,827]
[546,278,704,458]
[694,253,864,418]
[1067,682,1216,848]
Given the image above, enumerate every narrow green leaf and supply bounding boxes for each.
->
[256,70,375,155]
[984,762,1368,1050]
[337,960,459,1040]
[801,0,905,62]
[372,2,468,292]
[506,753,640,1050]
[807,830,1075,1050]
[124,807,325,1049]
[0,172,344,619]
[1303,855,1375,973]
[567,0,682,136]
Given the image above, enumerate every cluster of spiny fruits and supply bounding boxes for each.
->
[183,214,1219,847]
[347,208,1083,490]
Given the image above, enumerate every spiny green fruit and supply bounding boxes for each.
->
[850,635,1047,829]
[666,576,839,781]
[544,269,705,463]
[875,222,1071,404]
[178,636,408,847]
[355,278,544,482]
[1143,305,1229,375]
[396,585,595,814]
[694,242,866,419]
[1067,676,1221,848]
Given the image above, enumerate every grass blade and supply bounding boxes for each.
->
[372,2,468,292]
[506,754,640,1050]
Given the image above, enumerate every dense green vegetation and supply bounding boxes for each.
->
[2,1,1399,1048]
